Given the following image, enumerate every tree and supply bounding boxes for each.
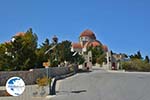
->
[36,40,85,67]
[0,43,14,71]
[56,40,85,64]
[57,40,73,62]
[145,56,150,63]
[42,38,50,47]
[87,45,106,65]
[13,28,38,70]
[36,38,52,68]
[37,40,68,67]
[0,28,38,71]
[130,51,143,60]
[96,53,107,66]
[137,51,142,59]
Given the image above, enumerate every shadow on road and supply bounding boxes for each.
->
[77,69,92,73]
[56,90,87,94]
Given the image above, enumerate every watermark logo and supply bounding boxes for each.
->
[6,77,25,96]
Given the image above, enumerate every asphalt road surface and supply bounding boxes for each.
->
[50,69,150,100]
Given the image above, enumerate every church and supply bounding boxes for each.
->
[71,29,108,53]
[71,29,127,70]
[71,29,109,70]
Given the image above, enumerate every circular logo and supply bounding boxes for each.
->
[6,77,25,96]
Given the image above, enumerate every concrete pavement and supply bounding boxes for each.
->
[51,69,150,100]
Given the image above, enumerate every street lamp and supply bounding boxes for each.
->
[72,51,78,57]
[72,51,78,65]
[11,37,16,42]
[44,35,58,95]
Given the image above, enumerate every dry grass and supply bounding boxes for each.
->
[36,76,51,86]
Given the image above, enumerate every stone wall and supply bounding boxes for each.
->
[0,65,78,86]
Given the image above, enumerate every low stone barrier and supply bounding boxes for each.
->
[0,65,78,86]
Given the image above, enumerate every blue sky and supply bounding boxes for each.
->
[0,0,150,57]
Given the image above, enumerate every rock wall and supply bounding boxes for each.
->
[0,65,78,86]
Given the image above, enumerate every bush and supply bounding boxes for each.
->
[36,76,51,87]
[122,59,150,72]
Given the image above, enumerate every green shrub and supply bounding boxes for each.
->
[122,59,150,72]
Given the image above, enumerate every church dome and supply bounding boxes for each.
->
[80,29,96,39]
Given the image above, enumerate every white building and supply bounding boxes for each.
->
[106,51,128,70]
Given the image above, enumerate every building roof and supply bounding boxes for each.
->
[4,41,11,44]
[84,40,102,48]
[72,43,82,49]
[72,29,109,52]
[102,45,108,52]
[80,29,96,39]
[15,32,25,37]
[91,40,102,47]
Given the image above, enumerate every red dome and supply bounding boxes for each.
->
[80,29,96,39]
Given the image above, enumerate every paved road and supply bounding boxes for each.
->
[50,69,150,100]
[1,68,150,100]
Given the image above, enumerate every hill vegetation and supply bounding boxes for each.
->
[122,51,150,72]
